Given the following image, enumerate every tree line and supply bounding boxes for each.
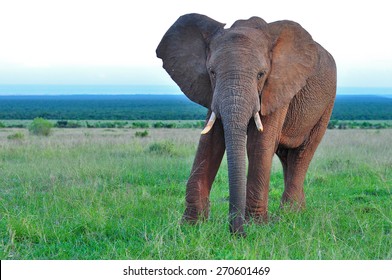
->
[0,94,391,121]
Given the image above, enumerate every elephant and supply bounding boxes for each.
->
[156,13,336,236]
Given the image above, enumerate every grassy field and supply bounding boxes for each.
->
[0,128,391,259]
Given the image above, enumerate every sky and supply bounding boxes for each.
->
[0,0,391,88]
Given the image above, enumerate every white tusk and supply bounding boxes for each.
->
[201,112,217,135]
[254,112,263,132]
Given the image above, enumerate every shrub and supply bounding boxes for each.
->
[152,121,178,128]
[135,130,149,137]
[164,122,176,128]
[0,121,5,128]
[192,121,204,128]
[153,121,164,128]
[86,121,94,128]
[114,121,128,128]
[9,124,26,128]
[7,132,25,140]
[55,120,82,128]
[132,122,149,129]
[328,120,338,129]
[28,117,53,136]
[98,122,116,128]
[148,141,176,156]
[66,121,82,128]
[56,120,68,128]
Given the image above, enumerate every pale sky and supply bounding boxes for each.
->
[0,0,391,87]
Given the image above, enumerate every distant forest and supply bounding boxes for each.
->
[0,94,391,120]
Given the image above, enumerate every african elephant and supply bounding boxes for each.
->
[156,13,336,236]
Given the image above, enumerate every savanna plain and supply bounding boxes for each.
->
[0,127,391,259]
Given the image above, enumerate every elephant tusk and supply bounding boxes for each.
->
[254,112,263,132]
[201,112,217,135]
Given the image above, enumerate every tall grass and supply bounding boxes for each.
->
[0,128,391,259]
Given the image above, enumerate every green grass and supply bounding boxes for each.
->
[0,128,391,259]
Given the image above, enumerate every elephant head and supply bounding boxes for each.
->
[156,13,318,235]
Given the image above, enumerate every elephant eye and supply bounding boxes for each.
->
[209,68,216,79]
[257,71,265,80]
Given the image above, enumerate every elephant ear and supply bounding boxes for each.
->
[261,20,318,115]
[156,13,225,108]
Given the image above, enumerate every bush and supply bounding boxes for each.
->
[132,122,150,129]
[56,120,68,128]
[148,141,176,156]
[7,132,25,140]
[328,120,338,129]
[114,121,128,128]
[135,130,149,137]
[55,120,82,128]
[152,121,164,128]
[28,117,53,136]
[0,121,5,128]
[152,121,178,128]
[98,122,116,128]
[66,121,82,128]
[327,120,392,130]
[8,124,26,128]
[86,121,94,128]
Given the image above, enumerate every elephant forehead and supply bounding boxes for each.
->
[209,29,270,67]
[211,28,267,48]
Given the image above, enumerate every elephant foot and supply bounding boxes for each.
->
[182,203,209,224]
[280,192,306,211]
[245,210,268,224]
[245,202,268,223]
[229,216,246,238]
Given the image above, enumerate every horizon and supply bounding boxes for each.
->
[0,84,392,97]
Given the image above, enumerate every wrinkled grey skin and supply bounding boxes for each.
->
[156,13,336,236]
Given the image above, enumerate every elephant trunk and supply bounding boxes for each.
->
[212,75,260,237]
[224,124,247,236]
[218,91,255,236]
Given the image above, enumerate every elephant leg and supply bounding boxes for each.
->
[183,116,225,223]
[246,145,274,222]
[277,146,307,208]
[276,147,289,190]
[279,147,314,209]
[280,103,334,209]
[246,112,286,223]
